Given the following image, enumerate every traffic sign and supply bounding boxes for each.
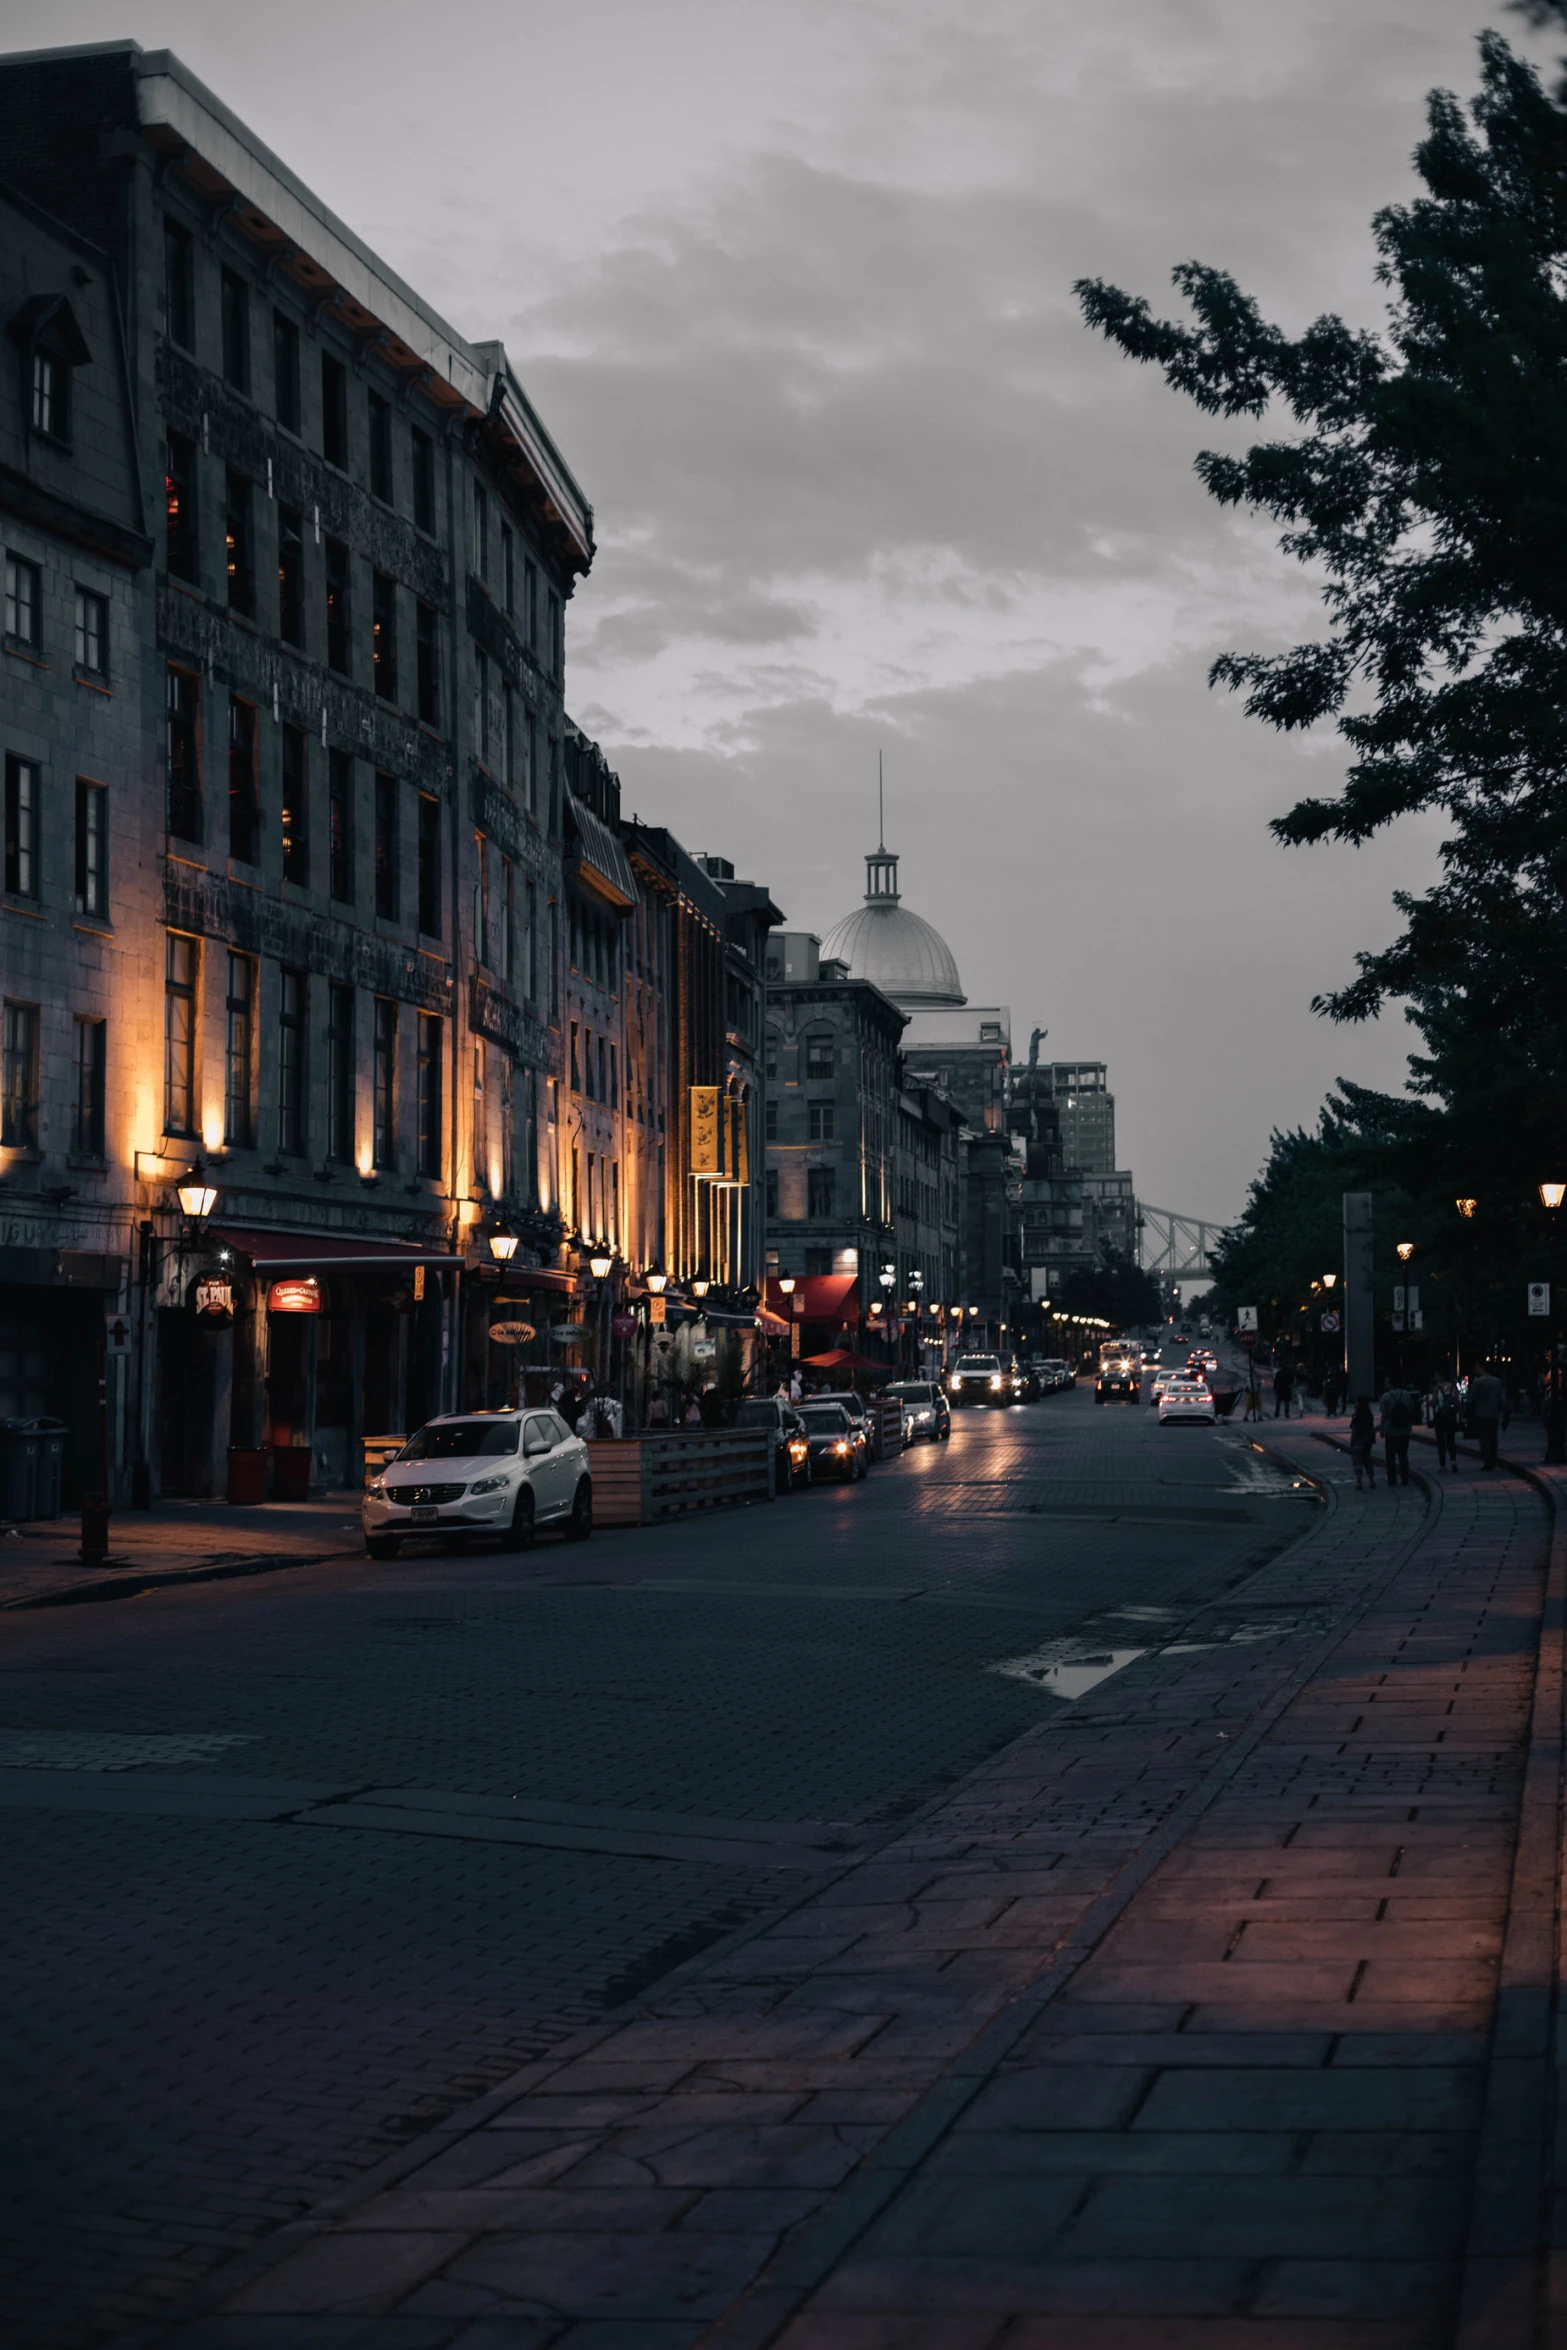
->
[1320,1310,1340,1333]
[1239,1331,1258,1349]
[1236,1307,1258,1333]
[103,1313,131,1356]
[1529,1282,1550,1318]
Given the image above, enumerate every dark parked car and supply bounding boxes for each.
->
[734,1397,812,1489]
[796,1402,869,1482]
[811,1389,880,1460]
[885,1379,950,1442]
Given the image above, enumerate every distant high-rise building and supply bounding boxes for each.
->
[1043,1063,1116,1177]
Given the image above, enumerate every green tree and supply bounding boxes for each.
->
[1075,24,1567,1198]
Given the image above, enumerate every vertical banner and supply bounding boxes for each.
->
[689,1085,720,1175]
[730,1096,748,1185]
[1343,1191,1375,1404]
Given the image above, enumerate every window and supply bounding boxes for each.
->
[501,857,514,983]
[224,952,253,1147]
[416,600,439,725]
[766,1030,779,1081]
[525,557,538,649]
[373,997,397,1166]
[368,392,392,501]
[5,553,41,648]
[321,352,347,467]
[73,586,108,678]
[75,779,107,917]
[72,1018,105,1157]
[165,433,197,583]
[164,934,197,1136]
[524,709,537,815]
[548,588,563,680]
[808,1167,836,1218]
[327,984,355,1163]
[474,832,490,966]
[527,878,538,1001]
[609,1039,618,1109]
[472,482,488,580]
[597,1033,607,1104]
[417,1013,442,1179]
[324,536,350,673]
[228,696,258,865]
[281,724,309,886]
[273,309,300,431]
[805,1035,835,1079]
[417,793,440,938]
[570,1020,580,1092]
[375,773,399,921]
[2,1002,39,1148]
[372,571,397,701]
[277,968,307,1155]
[164,217,194,350]
[412,429,435,532]
[32,349,66,440]
[809,1100,835,1141]
[277,505,303,645]
[224,469,254,615]
[329,749,353,903]
[220,269,250,391]
[166,666,201,839]
[766,1169,779,1219]
[5,756,39,899]
[474,646,489,762]
[502,1060,514,1199]
[504,682,517,793]
[765,1100,778,1142]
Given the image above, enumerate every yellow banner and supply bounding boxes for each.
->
[690,1085,721,1175]
[731,1097,749,1185]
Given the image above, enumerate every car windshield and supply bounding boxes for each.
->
[956,1356,999,1372]
[894,1384,934,1401]
[799,1405,850,1430]
[398,1419,520,1460]
[815,1392,864,1414]
[734,1401,779,1428]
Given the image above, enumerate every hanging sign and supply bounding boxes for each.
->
[553,1323,587,1345]
[692,1339,716,1360]
[1528,1282,1550,1317]
[610,1312,637,1337]
[488,1321,536,1345]
[690,1085,721,1175]
[729,1096,748,1185]
[194,1276,234,1322]
[649,1294,667,1325]
[268,1277,321,1315]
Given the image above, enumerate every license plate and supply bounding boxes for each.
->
[410,1506,439,1525]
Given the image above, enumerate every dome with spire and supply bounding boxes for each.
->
[821,841,965,1010]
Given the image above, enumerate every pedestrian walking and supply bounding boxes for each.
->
[1378,1380,1413,1486]
[1348,1396,1377,1490]
[1468,1363,1507,1470]
[1431,1375,1459,1470]
[1322,1364,1345,1417]
[1272,1364,1295,1420]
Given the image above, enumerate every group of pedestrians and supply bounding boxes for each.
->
[1343,1364,1508,1489]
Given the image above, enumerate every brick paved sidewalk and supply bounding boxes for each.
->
[130,1430,1567,2348]
[0,1498,367,1612]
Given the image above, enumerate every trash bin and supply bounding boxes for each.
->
[0,1418,66,1521]
[227,1447,266,1506]
[270,1444,312,1502]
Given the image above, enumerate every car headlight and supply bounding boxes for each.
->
[833,1440,848,1452]
[990,1376,1003,1390]
[366,1478,385,1497]
[470,1474,509,1496]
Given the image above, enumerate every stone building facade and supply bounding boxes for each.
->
[0,40,593,1495]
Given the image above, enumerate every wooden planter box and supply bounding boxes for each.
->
[585,1431,775,1527]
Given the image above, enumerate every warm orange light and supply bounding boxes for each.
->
[1396,1241,1415,1262]
[1456,1197,1478,1219]
[1542,1183,1567,1212]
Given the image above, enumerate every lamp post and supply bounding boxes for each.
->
[1454,1199,1478,1379]
[1542,1184,1565,1465]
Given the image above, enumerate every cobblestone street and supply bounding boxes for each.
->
[4,1388,1559,2348]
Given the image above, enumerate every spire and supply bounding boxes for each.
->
[866,750,898,901]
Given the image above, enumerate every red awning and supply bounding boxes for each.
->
[213,1226,457,1271]
[754,1307,791,1335]
[801,1348,886,1372]
[764,1273,860,1326]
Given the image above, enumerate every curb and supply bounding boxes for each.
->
[1,1545,364,1613]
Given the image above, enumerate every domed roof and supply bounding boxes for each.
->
[821,845,965,1010]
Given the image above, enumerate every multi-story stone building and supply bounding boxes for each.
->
[0,177,154,1493]
[0,40,593,1495]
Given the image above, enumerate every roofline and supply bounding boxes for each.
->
[0,41,594,564]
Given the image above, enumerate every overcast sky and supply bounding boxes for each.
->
[20,0,1551,1221]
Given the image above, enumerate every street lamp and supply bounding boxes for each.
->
[589,1252,614,1282]
[646,1266,668,1294]
[777,1275,795,1295]
[1541,1183,1565,1464]
[1396,1241,1414,1263]
[176,1170,218,1223]
[489,1221,519,1263]
[1456,1197,1478,1219]
[691,1278,710,1299]
[1322,1272,1337,1289]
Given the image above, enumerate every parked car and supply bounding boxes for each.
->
[1038,1358,1074,1392]
[796,1401,869,1481]
[811,1389,880,1459]
[363,1408,590,1556]
[885,1379,950,1442]
[734,1397,812,1489]
[948,1353,1009,1406]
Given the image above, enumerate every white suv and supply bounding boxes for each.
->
[362,1409,591,1557]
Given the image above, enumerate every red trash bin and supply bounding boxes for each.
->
[227,1447,266,1505]
[270,1445,312,1502]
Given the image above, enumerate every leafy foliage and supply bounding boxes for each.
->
[1054,1244,1164,1330]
